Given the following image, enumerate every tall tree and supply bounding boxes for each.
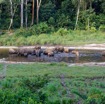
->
[21,0,23,27]
[75,0,82,30]
[8,0,13,30]
[8,0,18,30]
[25,0,28,28]
[36,0,41,24]
[31,0,35,25]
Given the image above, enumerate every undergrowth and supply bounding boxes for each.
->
[0,28,105,46]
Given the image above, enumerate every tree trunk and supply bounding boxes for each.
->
[36,0,41,24]
[75,0,81,30]
[8,0,13,30]
[89,0,92,9]
[25,0,28,28]
[31,0,34,25]
[21,0,24,27]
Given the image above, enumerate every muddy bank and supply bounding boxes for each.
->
[68,62,105,67]
[0,61,105,67]
[1,43,105,50]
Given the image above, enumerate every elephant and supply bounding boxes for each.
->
[71,50,79,57]
[64,48,70,53]
[9,48,18,54]
[34,48,43,57]
[43,48,54,57]
[55,46,64,53]
[17,48,35,57]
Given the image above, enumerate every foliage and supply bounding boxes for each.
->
[85,89,105,104]
[0,75,49,104]
[30,22,54,35]
[55,28,69,36]
[0,63,105,103]
[0,30,105,46]
[0,0,105,30]
[99,25,105,32]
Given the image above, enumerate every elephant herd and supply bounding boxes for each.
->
[9,46,79,57]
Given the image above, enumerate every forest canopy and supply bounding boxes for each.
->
[0,0,105,30]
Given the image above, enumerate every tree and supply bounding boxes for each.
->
[31,0,35,25]
[25,0,28,28]
[8,0,13,30]
[21,0,23,27]
[8,0,17,30]
[36,0,41,24]
[75,0,82,30]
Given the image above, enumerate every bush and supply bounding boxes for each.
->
[30,22,54,35]
[0,76,49,104]
[90,26,97,32]
[48,17,55,26]
[55,28,69,36]
[15,28,32,37]
[99,25,105,32]
[85,89,105,104]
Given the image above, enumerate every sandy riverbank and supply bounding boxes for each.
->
[0,43,105,51]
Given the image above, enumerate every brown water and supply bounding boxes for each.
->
[0,49,104,63]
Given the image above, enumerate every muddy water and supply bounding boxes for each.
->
[0,49,104,63]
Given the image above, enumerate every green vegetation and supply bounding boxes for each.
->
[0,0,105,46]
[0,0,105,103]
[0,63,105,103]
[0,29,105,46]
[5,63,105,78]
[0,0,105,30]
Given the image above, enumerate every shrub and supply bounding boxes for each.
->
[30,22,54,35]
[48,17,55,26]
[0,76,49,104]
[15,28,32,37]
[85,89,105,104]
[90,27,97,32]
[55,28,69,36]
[99,25,105,32]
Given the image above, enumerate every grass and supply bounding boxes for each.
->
[0,64,3,72]
[3,63,105,78]
[0,30,105,46]
[0,63,105,103]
